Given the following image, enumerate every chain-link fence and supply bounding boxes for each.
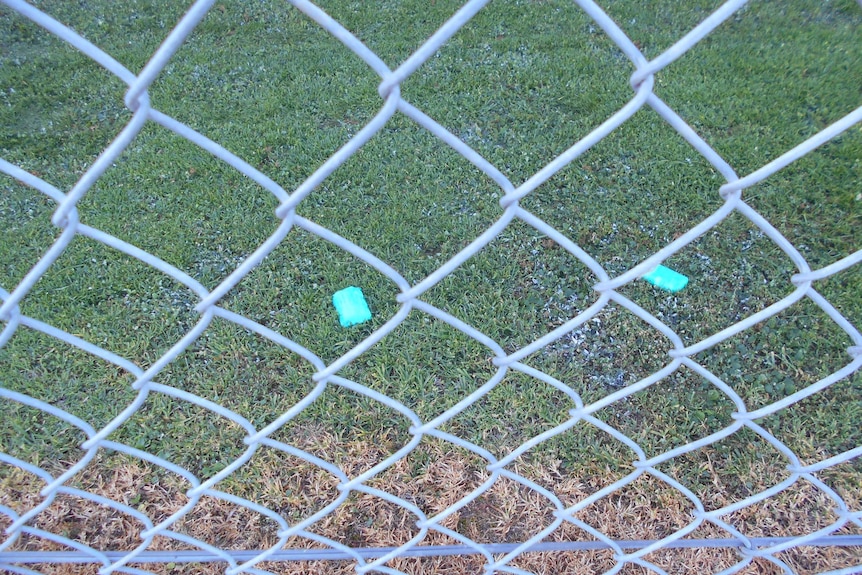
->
[1,0,861,573]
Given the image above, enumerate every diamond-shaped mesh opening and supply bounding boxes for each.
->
[18,235,200,367]
[0,399,88,472]
[314,0,468,65]
[773,546,862,575]
[387,553,489,575]
[502,419,639,506]
[645,549,741,575]
[174,492,283,551]
[600,0,728,60]
[724,478,844,539]
[726,558,839,575]
[338,314,497,422]
[299,118,502,283]
[308,489,421,550]
[508,235,596,333]
[442,474,557,546]
[439,369,576,461]
[659,1,862,174]
[19,563,105,575]
[598,368,736,460]
[645,523,744,574]
[758,374,862,464]
[524,110,723,269]
[659,427,791,513]
[27,491,148,551]
[160,317,319,429]
[4,452,194,558]
[255,558,356,575]
[220,446,341,527]
[221,227,400,363]
[527,303,676,404]
[423,219,598,355]
[815,263,862,331]
[503,521,621,574]
[740,137,862,271]
[626,211,798,347]
[696,297,855,414]
[81,123,281,284]
[3,0,190,72]
[801,542,862,572]
[0,176,59,290]
[0,17,130,190]
[272,385,414,477]
[79,451,194,530]
[7,530,93,557]
[573,473,697,543]
[818,460,862,515]
[112,392,249,480]
[406,0,631,181]
[0,327,138,432]
[365,437,490,530]
[151,2,381,173]
[0,462,45,522]
[611,562,670,575]
[0,512,12,549]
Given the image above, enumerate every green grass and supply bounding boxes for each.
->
[1,0,861,506]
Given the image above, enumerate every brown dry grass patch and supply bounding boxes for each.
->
[2,428,861,574]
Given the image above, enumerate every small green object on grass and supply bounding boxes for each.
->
[332,286,372,327]
[642,265,689,293]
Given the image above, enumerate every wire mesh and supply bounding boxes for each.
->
[1,0,861,574]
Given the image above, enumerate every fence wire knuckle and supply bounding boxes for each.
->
[1,0,861,574]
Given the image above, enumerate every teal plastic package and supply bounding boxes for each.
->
[332,286,372,327]
[641,265,689,293]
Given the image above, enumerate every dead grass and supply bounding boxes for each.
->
[2,427,861,574]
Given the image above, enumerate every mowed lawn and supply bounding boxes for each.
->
[0,0,861,572]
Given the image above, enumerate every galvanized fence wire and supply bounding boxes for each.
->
[1,0,861,574]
